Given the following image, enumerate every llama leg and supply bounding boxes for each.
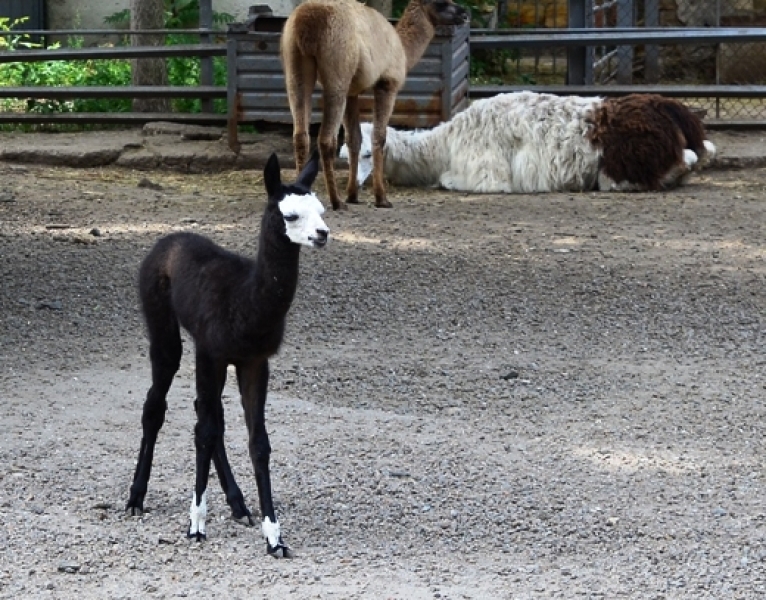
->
[597,170,642,192]
[188,352,227,541]
[284,52,316,173]
[208,375,254,526]
[698,140,716,169]
[212,439,252,525]
[659,151,696,189]
[238,359,293,558]
[440,152,512,193]
[371,81,397,208]
[343,96,362,204]
[319,90,347,211]
[126,308,182,515]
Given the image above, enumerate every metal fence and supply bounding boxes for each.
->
[488,0,766,121]
[2,4,766,127]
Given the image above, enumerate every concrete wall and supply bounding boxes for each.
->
[46,0,299,31]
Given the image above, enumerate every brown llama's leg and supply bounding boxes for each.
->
[343,95,362,204]
[127,276,183,515]
[284,52,316,173]
[318,89,348,211]
[371,81,397,208]
[238,359,293,558]
[188,352,227,541]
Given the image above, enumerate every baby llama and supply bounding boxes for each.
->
[126,151,329,558]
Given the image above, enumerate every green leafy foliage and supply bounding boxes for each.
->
[0,3,233,120]
[0,34,133,114]
[0,16,41,50]
[104,0,235,29]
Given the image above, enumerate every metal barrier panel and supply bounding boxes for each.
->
[486,0,766,122]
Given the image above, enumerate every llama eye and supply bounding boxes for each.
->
[284,214,299,222]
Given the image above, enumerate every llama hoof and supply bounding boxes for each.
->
[267,540,294,559]
[346,195,360,204]
[331,201,349,211]
[375,199,393,209]
[125,492,145,516]
[231,511,255,527]
[228,496,254,526]
[187,529,207,542]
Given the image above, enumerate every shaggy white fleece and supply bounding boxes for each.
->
[340,91,605,193]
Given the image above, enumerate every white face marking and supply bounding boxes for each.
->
[262,516,281,547]
[278,193,329,248]
[189,490,207,537]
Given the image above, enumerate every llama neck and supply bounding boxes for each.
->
[396,4,436,72]
[385,125,450,186]
[250,225,301,315]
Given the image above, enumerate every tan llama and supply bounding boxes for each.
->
[281,0,469,210]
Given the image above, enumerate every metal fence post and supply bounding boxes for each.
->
[567,0,593,84]
[644,0,659,83]
[616,0,634,83]
[200,0,214,114]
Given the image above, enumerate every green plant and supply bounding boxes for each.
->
[104,0,235,29]
[166,33,227,113]
[102,1,233,114]
[0,16,41,50]
[0,33,133,114]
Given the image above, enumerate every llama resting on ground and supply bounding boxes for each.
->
[281,0,468,210]
[340,91,716,194]
[126,151,329,558]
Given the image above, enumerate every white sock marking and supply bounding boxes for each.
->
[683,149,698,169]
[262,516,281,547]
[189,490,207,537]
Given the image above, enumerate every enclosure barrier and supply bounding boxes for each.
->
[0,30,227,125]
[468,27,766,126]
[2,23,766,128]
[225,13,470,153]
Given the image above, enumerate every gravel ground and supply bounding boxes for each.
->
[0,158,764,599]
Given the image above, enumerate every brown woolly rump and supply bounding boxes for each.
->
[590,94,710,191]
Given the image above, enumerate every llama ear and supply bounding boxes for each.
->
[295,149,320,190]
[264,153,282,199]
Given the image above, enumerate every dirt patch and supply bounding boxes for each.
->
[0,160,764,598]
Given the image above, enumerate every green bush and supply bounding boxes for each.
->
[0,5,233,118]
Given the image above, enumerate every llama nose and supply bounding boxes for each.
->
[316,229,329,242]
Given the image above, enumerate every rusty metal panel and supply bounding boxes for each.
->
[227,18,470,131]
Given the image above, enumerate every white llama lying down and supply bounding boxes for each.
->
[339,91,716,194]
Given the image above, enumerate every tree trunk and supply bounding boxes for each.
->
[367,0,393,18]
[131,0,170,113]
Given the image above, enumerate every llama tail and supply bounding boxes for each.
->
[284,4,333,59]
[653,97,708,158]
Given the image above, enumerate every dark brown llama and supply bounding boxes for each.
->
[281,0,469,210]
[591,94,715,191]
[126,151,329,558]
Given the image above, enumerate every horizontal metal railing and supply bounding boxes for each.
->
[0,39,227,124]
[2,26,766,126]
